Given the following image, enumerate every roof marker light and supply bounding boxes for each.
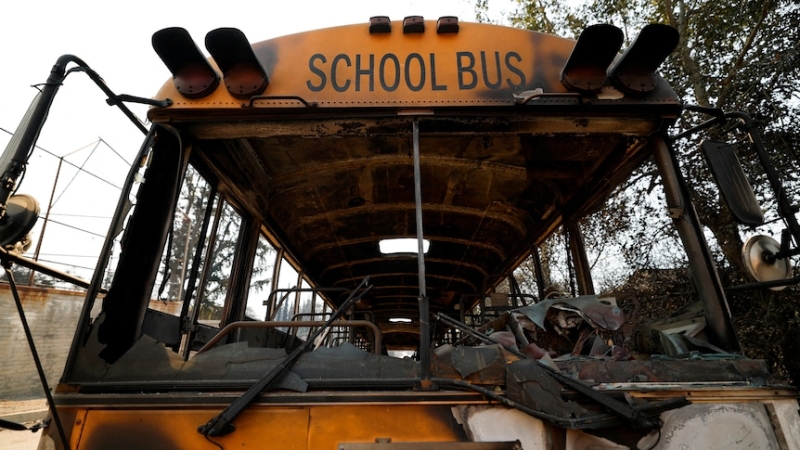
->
[369,16,391,34]
[560,24,623,93]
[608,24,679,95]
[436,16,459,34]
[152,27,220,99]
[205,28,269,99]
[403,16,425,34]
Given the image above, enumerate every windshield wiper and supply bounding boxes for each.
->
[198,276,372,437]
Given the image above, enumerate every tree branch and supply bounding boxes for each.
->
[718,0,772,105]
[661,0,712,106]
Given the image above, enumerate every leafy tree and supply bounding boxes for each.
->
[153,165,212,304]
[482,0,799,275]
[483,0,800,381]
[154,166,274,324]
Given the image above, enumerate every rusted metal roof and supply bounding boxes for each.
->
[177,111,668,348]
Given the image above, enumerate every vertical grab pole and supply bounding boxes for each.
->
[412,119,431,380]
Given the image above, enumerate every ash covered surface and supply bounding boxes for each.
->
[608,268,800,386]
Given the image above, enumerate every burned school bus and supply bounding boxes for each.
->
[2,17,799,450]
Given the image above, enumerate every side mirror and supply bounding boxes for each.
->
[0,194,39,251]
[742,235,792,291]
[700,140,764,226]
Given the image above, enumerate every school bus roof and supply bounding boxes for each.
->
[148,20,681,116]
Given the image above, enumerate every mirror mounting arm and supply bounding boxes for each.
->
[0,55,153,222]
[727,111,800,244]
[673,107,800,250]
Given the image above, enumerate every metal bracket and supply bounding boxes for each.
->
[668,206,684,219]
[245,95,318,108]
[107,94,173,108]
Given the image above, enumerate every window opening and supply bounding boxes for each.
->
[150,165,214,316]
[244,234,277,321]
[195,200,243,325]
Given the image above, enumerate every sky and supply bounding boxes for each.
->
[1,0,494,148]
[0,0,513,281]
